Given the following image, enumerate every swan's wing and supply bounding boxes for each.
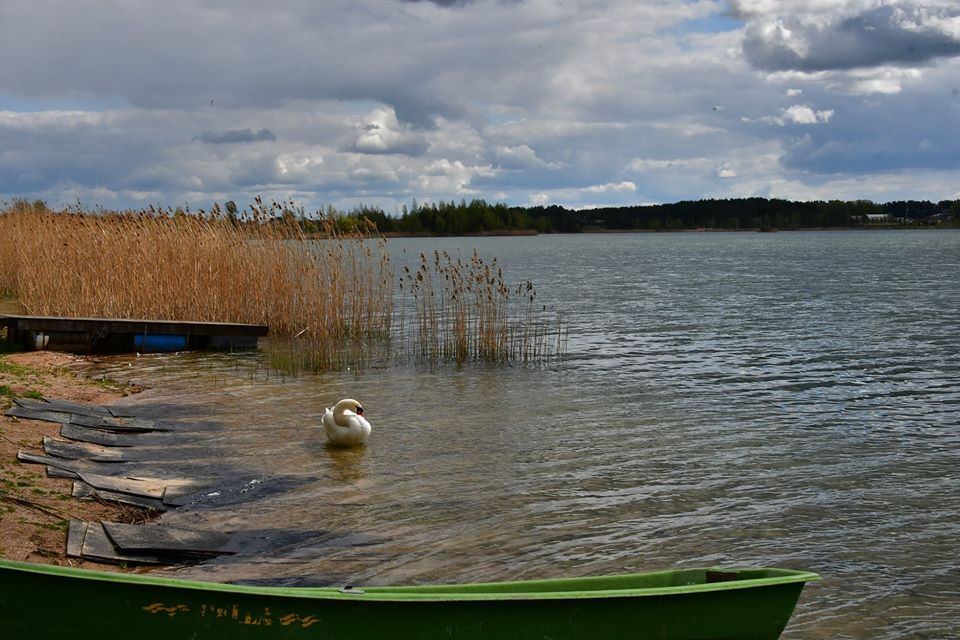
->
[345,414,372,432]
[322,409,336,430]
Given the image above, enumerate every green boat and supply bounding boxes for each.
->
[0,559,817,639]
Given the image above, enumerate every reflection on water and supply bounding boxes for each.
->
[324,445,369,484]
[73,230,960,640]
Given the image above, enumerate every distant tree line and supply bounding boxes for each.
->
[313,197,960,235]
[7,196,958,236]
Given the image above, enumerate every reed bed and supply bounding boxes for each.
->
[0,199,393,370]
[1,200,562,370]
[399,250,566,365]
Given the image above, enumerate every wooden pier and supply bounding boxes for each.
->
[0,314,268,353]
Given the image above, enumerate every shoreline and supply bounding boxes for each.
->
[0,351,151,571]
[377,225,959,239]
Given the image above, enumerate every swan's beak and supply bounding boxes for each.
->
[356,406,364,416]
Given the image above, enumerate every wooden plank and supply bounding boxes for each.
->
[60,424,139,447]
[107,406,141,418]
[75,472,166,499]
[43,436,126,463]
[68,414,163,432]
[46,466,81,479]
[72,482,167,512]
[0,314,268,337]
[18,451,91,475]
[5,405,74,424]
[71,482,93,498]
[66,520,88,558]
[79,522,164,565]
[76,471,196,500]
[6,404,159,432]
[103,522,233,557]
[14,397,112,418]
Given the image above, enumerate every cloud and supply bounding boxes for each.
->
[416,158,496,194]
[194,128,276,144]
[716,161,737,178]
[350,107,429,156]
[274,153,324,182]
[629,157,714,173]
[583,181,636,194]
[491,144,560,170]
[736,2,960,72]
[761,104,835,125]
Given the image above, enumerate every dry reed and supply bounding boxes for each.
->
[398,250,566,364]
[0,199,393,370]
[0,201,562,370]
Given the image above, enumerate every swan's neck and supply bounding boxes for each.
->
[333,400,360,425]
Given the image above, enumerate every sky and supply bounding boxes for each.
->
[1,0,959,213]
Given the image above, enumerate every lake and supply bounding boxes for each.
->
[75,229,960,639]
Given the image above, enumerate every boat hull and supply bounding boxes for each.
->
[0,560,817,639]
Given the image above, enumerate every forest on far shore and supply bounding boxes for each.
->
[7,196,958,237]
[309,197,960,235]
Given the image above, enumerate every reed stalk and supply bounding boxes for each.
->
[398,249,565,365]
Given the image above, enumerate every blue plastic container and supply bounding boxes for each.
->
[133,334,187,352]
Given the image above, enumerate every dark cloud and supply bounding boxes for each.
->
[779,90,960,174]
[351,138,430,157]
[194,128,276,144]
[742,5,960,72]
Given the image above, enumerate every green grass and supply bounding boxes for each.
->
[0,359,33,377]
[37,519,70,532]
[0,378,44,408]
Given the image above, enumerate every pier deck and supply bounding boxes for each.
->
[0,314,268,353]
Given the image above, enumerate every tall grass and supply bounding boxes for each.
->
[0,200,562,370]
[399,250,565,365]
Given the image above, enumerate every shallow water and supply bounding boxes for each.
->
[76,230,960,639]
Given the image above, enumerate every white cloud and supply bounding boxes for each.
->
[583,181,636,194]
[762,104,835,125]
[529,192,550,206]
[275,153,324,181]
[0,109,104,130]
[351,107,429,156]
[629,157,715,173]
[716,162,737,178]
[770,66,923,95]
[415,159,496,195]
[491,144,560,170]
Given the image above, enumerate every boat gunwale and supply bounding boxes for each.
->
[0,559,819,603]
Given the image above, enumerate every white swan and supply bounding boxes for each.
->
[322,398,372,447]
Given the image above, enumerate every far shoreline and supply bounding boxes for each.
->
[375,224,958,239]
